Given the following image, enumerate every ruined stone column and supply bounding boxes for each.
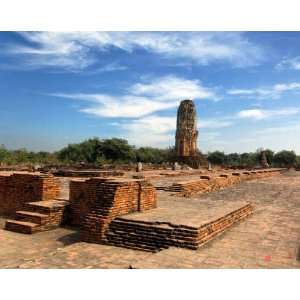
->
[175,99,198,157]
[260,151,269,168]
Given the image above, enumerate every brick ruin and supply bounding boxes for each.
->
[69,177,157,243]
[107,202,253,252]
[53,169,125,177]
[5,199,69,234]
[69,178,156,227]
[260,151,270,168]
[0,173,60,216]
[0,173,69,234]
[0,98,290,256]
[166,168,282,197]
[0,168,284,252]
[1,173,158,237]
[175,99,206,168]
[175,99,198,157]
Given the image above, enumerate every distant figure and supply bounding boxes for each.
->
[208,162,212,171]
[136,162,143,172]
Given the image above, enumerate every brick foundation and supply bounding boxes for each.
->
[167,168,283,196]
[68,177,157,243]
[106,202,253,252]
[0,173,60,216]
[53,169,125,177]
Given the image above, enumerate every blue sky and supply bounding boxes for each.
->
[1,31,300,153]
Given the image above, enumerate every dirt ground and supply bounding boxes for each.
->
[0,170,300,268]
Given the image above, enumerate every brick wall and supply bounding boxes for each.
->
[168,168,283,196]
[68,177,156,243]
[69,178,102,226]
[0,173,60,216]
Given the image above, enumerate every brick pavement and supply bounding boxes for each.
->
[1,171,300,268]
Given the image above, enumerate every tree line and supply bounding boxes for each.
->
[0,138,176,166]
[0,138,299,168]
[207,149,298,168]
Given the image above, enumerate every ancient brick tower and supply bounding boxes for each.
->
[260,150,269,168]
[175,99,198,157]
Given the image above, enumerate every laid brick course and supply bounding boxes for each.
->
[69,178,99,226]
[0,172,60,216]
[53,169,125,177]
[5,200,69,234]
[107,201,253,252]
[1,170,300,268]
[167,168,283,196]
[68,177,157,243]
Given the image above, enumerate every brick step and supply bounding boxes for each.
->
[5,199,69,234]
[5,219,40,234]
[106,233,194,250]
[105,219,198,251]
[104,235,166,252]
[106,226,198,249]
[25,200,68,214]
[113,217,198,230]
[109,222,198,238]
[102,203,254,252]
[15,210,49,225]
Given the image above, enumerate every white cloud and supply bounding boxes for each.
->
[129,75,216,101]
[80,96,176,118]
[227,89,257,96]
[258,123,300,135]
[228,82,300,99]
[237,107,300,120]
[6,32,264,70]
[234,122,300,153]
[112,114,234,148]
[273,82,300,92]
[199,119,233,129]
[126,115,176,134]
[52,75,218,118]
[87,62,127,73]
[276,56,300,71]
[237,109,267,119]
[113,115,176,147]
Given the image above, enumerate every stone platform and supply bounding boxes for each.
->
[105,199,253,252]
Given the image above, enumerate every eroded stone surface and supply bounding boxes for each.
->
[175,99,198,157]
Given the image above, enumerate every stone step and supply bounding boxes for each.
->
[25,199,69,214]
[15,210,49,225]
[5,219,40,234]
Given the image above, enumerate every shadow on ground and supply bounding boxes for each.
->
[57,228,81,246]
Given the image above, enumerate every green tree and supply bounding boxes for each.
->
[100,138,135,162]
[225,153,240,166]
[58,138,136,164]
[0,145,8,163]
[239,152,259,168]
[207,151,226,165]
[135,147,172,163]
[273,150,297,167]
